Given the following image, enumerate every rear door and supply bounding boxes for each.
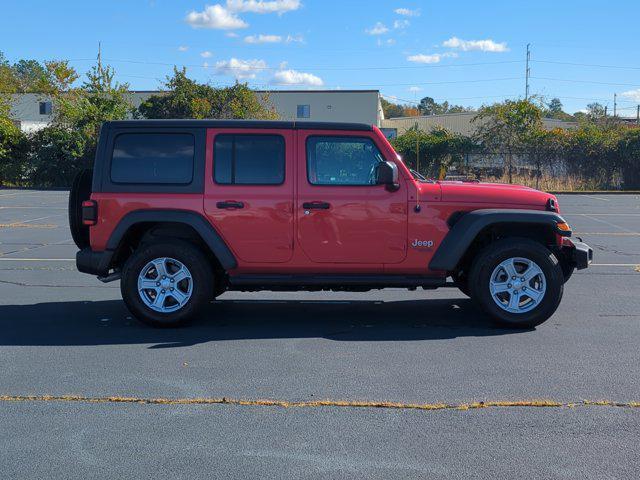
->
[203,128,294,264]
[296,130,408,264]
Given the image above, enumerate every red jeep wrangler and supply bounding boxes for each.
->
[69,120,592,328]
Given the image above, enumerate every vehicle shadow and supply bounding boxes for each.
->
[0,297,529,348]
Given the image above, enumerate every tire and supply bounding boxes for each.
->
[468,238,564,329]
[121,241,214,327]
[68,169,93,249]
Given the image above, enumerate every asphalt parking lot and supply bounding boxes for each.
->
[0,189,639,479]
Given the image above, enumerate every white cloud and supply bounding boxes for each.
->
[408,86,422,92]
[621,89,640,102]
[226,31,239,37]
[285,34,304,43]
[215,58,267,79]
[226,0,301,14]
[377,38,396,46]
[442,36,508,52]
[244,34,282,43]
[272,69,324,86]
[186,1,300,30]
[243,33,303,44]
[393,19,410,29]
[407,52,457,64]
[186,4,248,30]
[394,7,420,16]
[178,45,189,52]
[200,50,213,58]
[407,53,442,64]
[366,22,389,35]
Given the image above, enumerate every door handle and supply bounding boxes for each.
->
[302,202,330,210]
[217,201,245,209]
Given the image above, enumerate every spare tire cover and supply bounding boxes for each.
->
[68,169,93,249]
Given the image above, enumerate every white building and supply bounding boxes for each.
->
[9,90,383,132]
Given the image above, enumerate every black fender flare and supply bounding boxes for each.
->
[106,209,237,270]
[428,209,567,272]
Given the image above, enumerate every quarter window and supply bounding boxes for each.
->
[306,136,385,186]
[214,134,285,185]
[110,133,194,184]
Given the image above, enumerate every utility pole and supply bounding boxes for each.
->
[604,105,607,118]
[614,93,617,117]
[97,41,102,72]
[525,43,531,100]
[636,105,639,125]
[415,121,420,175]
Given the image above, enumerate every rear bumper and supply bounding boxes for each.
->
[571,241,593,270]
[76,248,113,276]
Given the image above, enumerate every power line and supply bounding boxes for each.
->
[381,93,520,105]
[97,57,523,72]
[531,76,640,88]
[533,59,640,71]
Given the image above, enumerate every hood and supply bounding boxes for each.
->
[434,181,555,209]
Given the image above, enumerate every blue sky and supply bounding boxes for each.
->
[2,0,640,115]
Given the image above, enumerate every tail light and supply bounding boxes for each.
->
[81,200,98,226]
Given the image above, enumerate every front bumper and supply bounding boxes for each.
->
[76,248,113,276]
[571,241,593,270]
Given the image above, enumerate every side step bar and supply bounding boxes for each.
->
[228,274,446,291]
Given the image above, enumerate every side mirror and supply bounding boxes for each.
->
[375,161,400,191]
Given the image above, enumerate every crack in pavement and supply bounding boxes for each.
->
[1,395,639,411]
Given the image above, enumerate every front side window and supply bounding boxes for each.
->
[214,134,285,185]
[110,133,194,184]
[306,136,385,186]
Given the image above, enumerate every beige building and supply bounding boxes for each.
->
[9,90,383,132]
[381,112,577,139]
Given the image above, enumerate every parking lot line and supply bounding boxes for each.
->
[574,232,640,236]
[0,394,638,411]
[0,258,75,262]
[564,213,640,216]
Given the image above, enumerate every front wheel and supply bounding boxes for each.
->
[121,241,213,327]
[468,238,564,328]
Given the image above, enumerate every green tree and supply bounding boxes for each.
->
[392,126,474,178]
[616,128,640,189]
[138,68,277,120]
[417,96,469,116]
[55,64,132,139]
[473,99,543,183]
[544,97,574,121]
[381,97,408,118]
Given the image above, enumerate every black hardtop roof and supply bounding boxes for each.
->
[105,119,373,131]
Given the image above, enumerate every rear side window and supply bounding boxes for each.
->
[214,134,285,185]
[111,133,194,184]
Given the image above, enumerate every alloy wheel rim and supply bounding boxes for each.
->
[137,257,193,313]
[489,257,546,314]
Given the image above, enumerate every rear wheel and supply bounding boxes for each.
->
[121,241,213,327]
[468,238,564,328]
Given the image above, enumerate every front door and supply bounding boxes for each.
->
[203,128,294,264]
[296,131,407,264]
